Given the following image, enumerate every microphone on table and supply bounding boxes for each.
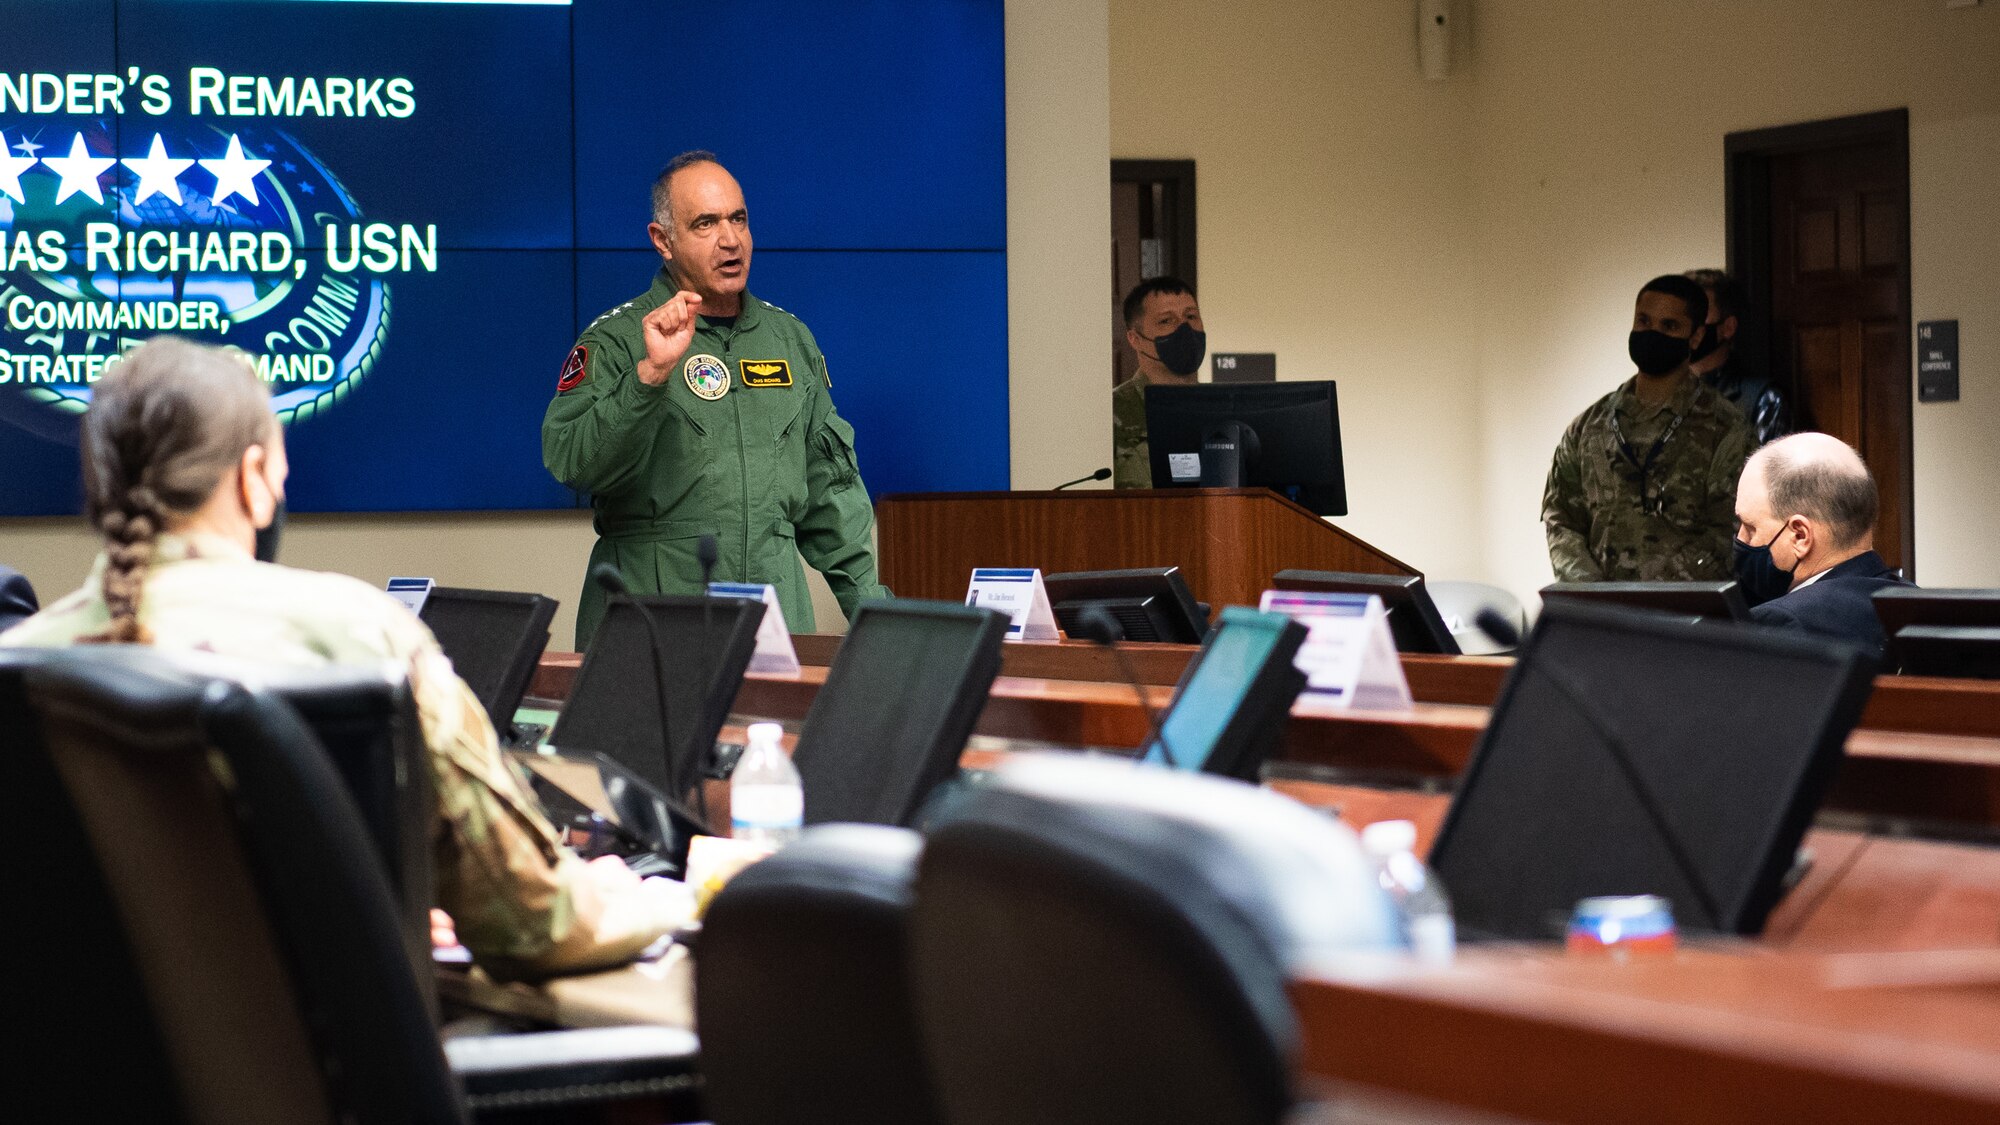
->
[1075,606,1182,770]
[1474,608,1521,650]
[1053,467,1112,491]
[1474,604,1723,928]
[690,533,723,800]
[591,562,714,836]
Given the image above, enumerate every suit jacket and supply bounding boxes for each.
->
[1749,550,1903,659]
[0,566,36,633]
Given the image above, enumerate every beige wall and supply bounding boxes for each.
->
[1007,0,1114,490]
[1108,0,1485,581]
[1470,0,2000,602]
[1102,0,1999,606]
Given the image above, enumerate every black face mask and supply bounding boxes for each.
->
[1689,321,1726,362]
[1149,321,1207,377]
[1731,523,1797,607]
[255,499,286,564]
[1629,330,1692,376]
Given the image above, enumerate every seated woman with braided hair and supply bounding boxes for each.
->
[2,337,687,980]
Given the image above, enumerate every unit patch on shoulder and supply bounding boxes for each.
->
[556,344,589,392]
[684,352,731,400]
[739,359,793,388]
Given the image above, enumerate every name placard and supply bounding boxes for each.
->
[386,576,433,615]
[708,582,802,675]
[1258,589,1413,712]
[965,567,1060,642]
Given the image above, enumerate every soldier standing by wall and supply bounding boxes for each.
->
[1543,275,1753,582]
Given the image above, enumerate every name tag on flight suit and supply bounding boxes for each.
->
[739,359,793,388]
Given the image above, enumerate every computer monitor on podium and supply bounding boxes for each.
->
[1143,381,1347,516]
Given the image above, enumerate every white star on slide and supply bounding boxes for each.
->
[43,132,115,205]
[201,134,272,206]
[123,134,197,206]
[0,130,37,204]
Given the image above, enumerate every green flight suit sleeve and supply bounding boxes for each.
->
[797,345,890,620]
[1542,417,1605,581]
[541,325,671,497]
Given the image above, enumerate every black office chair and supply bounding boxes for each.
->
[908,754,1398,1125]
[255,662,437,1009]
[696,823,943,1125]
[4,646,701,1123]
[6,645,463,1124]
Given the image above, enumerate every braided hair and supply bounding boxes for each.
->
[78,338,275,644]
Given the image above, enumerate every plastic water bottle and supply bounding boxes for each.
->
[1361,819,1455,963]
[730,722,803,847]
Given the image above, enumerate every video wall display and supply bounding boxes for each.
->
[1,0,1007,514]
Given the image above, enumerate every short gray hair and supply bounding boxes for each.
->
[1760,438,1877,549]
[650,149,720,228]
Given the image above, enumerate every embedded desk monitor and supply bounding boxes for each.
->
[1872,588,2000,673]
[1273,569,1458,655]
[551,595,764,800]
[791,600,1009,826]
[1538,581,1752,624]
[516,750,704,878]
[1140,606,1308,781]
[1893,626,2000,680]
[1429,601,1874,941]
[1143,381,1347,516]
[417,587,558,733]
[1044,567,1210,645]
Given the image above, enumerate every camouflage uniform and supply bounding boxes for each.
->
[1111,375,1151,489]
[1,532,683,980]
[1543,375,1752,582]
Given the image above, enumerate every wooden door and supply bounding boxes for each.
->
[1110,160,1196,388]
[1731,111,1913,574]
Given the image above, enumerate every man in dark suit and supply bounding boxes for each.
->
[0,565,38,633]
[1731,432,1904,658]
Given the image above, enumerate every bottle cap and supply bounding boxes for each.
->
[747,721,784,746]
[1360,819,1418,855]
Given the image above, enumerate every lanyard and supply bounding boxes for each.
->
[1609,400,1687,517]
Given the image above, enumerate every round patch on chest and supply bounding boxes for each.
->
[684,353,731,400]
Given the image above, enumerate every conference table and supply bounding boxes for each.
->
[511,638,2000,1122]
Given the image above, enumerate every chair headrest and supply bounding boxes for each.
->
[926,754,1397,971]
[720,823,924,912]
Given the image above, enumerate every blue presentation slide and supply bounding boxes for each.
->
[0,0,1006,515]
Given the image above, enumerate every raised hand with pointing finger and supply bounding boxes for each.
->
[636,290,704,386]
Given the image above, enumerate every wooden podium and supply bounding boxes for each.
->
[875,488,1416,611]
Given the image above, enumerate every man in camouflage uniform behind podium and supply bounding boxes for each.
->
[1112,277,1206,489]
[1543,275,1753,582]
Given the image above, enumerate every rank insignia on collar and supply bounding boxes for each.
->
[684,353,730,400]
[556,344,588,392]
[739,358,792,388]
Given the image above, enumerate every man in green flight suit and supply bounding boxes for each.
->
[1542,274,1752,582]
[545,151,888,648]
